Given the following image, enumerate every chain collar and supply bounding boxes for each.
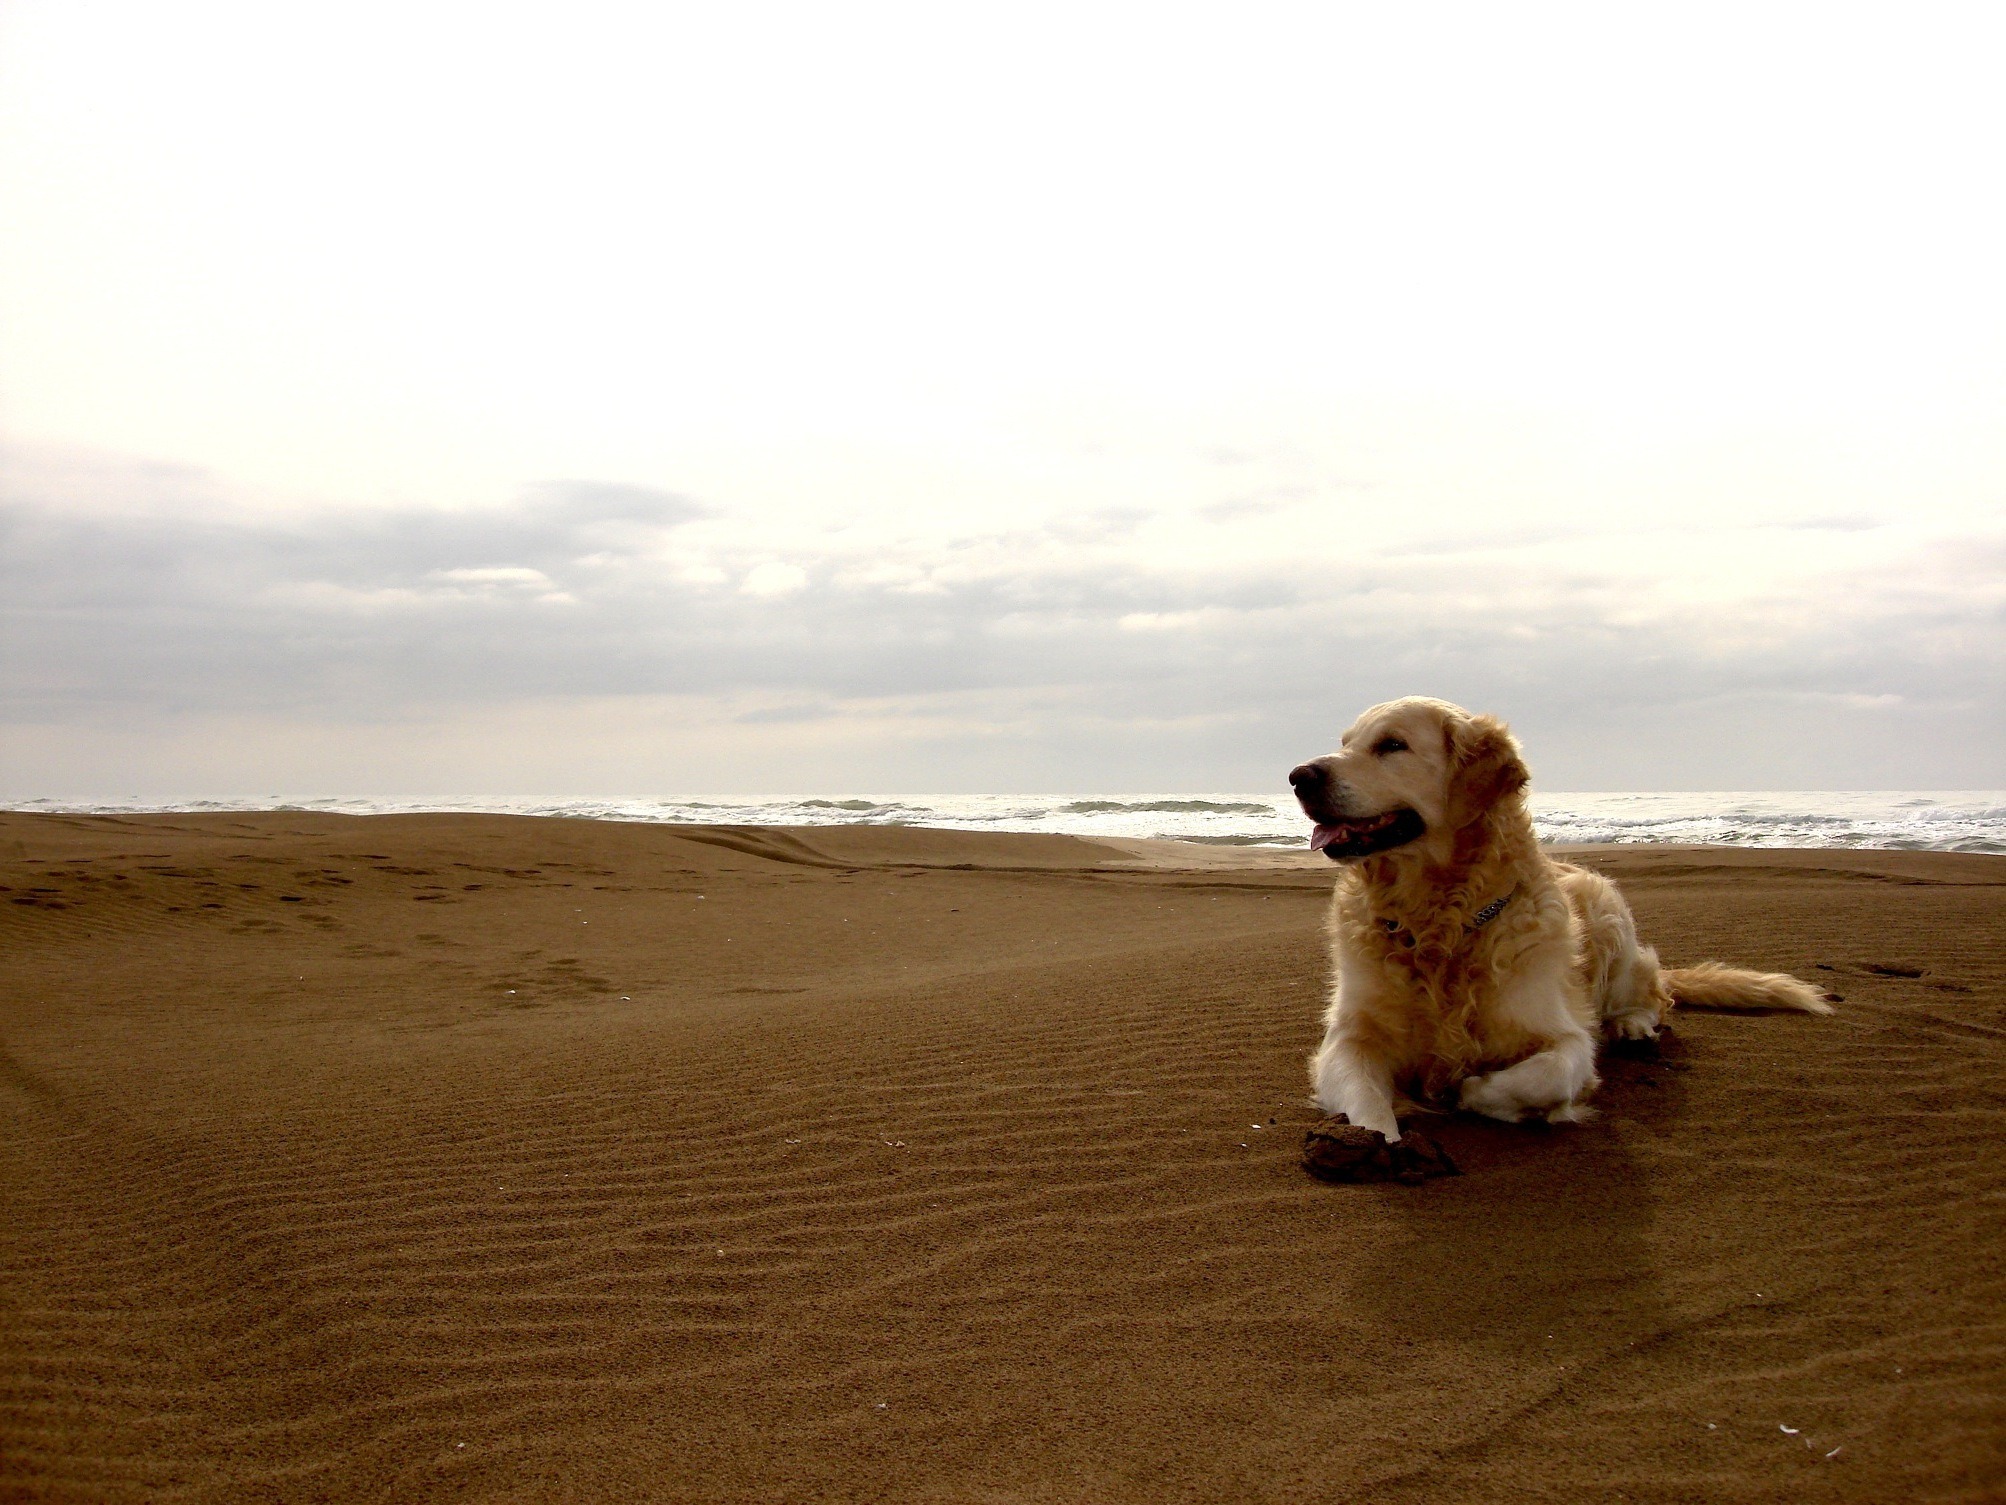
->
[1377,886,1517,945]
[1469,887,1517,930]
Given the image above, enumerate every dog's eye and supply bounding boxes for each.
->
[1372,737,1409,756]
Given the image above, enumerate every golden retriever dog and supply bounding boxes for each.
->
[1290,697,1831,1142]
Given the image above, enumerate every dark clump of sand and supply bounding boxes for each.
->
[1302,1120,1460,1184]
[2,813,2003,1503]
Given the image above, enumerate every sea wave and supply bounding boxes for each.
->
[1062,799,1275,815]
[7,791,2003,854]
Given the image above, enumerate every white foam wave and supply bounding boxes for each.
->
[8,790,2003,853]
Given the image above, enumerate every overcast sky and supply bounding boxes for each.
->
[3,2,2002,798]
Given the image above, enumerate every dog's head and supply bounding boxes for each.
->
[1288,697,1529,861]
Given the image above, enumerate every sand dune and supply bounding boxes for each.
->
[2,814,2002,1502]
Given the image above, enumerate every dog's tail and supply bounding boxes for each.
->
[1660,962,1834,1015]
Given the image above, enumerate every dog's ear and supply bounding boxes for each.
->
[1443,712,1530,828]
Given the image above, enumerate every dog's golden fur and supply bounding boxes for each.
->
[1295,698,1831,1141]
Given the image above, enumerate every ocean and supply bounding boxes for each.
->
[12,791,2004,854]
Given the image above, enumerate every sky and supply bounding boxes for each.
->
[2,1,2002,799]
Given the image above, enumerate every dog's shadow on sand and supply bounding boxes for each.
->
[1339,1030,1692,1345]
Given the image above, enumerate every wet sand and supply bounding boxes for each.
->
[2,813,2002,1502]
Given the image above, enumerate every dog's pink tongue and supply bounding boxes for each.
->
[1309,823,1346,851]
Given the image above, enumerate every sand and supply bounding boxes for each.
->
[2,813,2002,1503]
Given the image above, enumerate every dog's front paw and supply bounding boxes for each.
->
[1457,1073,1524,1123]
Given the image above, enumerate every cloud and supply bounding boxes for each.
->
[1198,487,1318,522]
[741,562,809,598]
[518,480,709,528]
[1780,515,1885,533]
[2,446,2001,791]
[431,567,554,587]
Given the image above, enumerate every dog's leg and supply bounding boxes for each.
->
[1563,866,1672,1040]
[1457,1029,1599,1124]
[1458,948,1601,1123]
[1602,941,1670,1041]
[1310,1023,1402,1141]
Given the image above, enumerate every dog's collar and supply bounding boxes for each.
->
[1469,887,1517,930]
[1376,886,1517,943]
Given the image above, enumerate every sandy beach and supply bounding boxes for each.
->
[2,812,2001,1503]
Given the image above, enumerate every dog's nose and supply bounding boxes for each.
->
[1289,762,1325,794]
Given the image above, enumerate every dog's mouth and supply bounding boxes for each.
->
[1308,808,1426,860]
